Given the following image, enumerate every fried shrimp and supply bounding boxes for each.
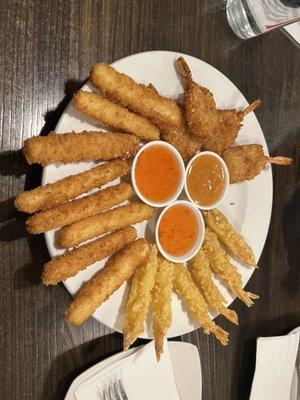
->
[176,57,218,139]
[58,202,155,248]
[14,159,130,213]
[188,250,238,325]
[42,226,137,285]
[173,263,229,345]
[222,144,292,183]
[202,101,261,154]
[66,238,150,325]
[23,131,139,165]
[203,229,259,307]
[203,208,256,267]
[123,245,158,350]
[90,62,201,160]
[73,91,160,141]
[26,182,133,234]
[151,256,174,361]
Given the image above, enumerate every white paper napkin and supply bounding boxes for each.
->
[75,340,180,400]
[250,332,300,400]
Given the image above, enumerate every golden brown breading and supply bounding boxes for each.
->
[90,62,201,160]
[22,131,139,166]
[58,202,155,248]
[14,159,130,214]
[176,57,219,139]
[151,256,174,361]
[173,263,229,345]
[42,226,137,285]
[26,182,133,234]
[66,238,150,325]
[203,228,259,307]
[223,144,292,183]
[123,245,158,350]
[73,91,160,141]
[203,208,256,267]
[188,249,238,324]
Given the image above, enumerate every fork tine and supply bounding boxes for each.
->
[118,379,129,400]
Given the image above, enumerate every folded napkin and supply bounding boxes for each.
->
[75,340,180,400]
[250,332,300,400]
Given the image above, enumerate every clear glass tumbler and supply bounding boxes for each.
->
[227,0,300,39]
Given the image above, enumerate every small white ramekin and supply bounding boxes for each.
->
[155,200,205,263]
[131,141,185,208]
[184,151,229,211]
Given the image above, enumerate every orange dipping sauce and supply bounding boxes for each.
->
[187,155,225,206]
[158,204,199,256]
[135,144,181,203]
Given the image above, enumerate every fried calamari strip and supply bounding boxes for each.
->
[23,131,139,166]
[173,263,229,345]
[151,256,174,361]
[203,228,259,307]
[66,238,150,325]
[58,202,155,248]
[90,62,201,160]
[123,245,158,350]
[203,208,256,267]
[14,159,130,213]
[26,182,133,234]
[222,144,292,183]
[74,91,160,141]
[188,250,238,324]
[42,226,137,285]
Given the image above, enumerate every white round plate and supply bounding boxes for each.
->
[43,51,272,338]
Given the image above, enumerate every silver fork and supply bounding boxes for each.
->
[101,379,129,400]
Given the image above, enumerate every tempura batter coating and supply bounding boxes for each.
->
[202,101,261,154]
[42,226,137,285]
[152,256,174,361]
[14,159,129,213]
[74,91,160,141]
[123,245,158,350]
[203,208,256,267]
[26,182,133,234]
[173,263,228,345]
[66,238,149,325]
[188,250,238,324]
[176,57,218,139]
[90,62,201,160]
[23,131,139,166]
[58,202,155,248]
[223,144,293,183]
[203,229,259,307]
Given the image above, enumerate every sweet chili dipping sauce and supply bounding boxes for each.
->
[135,144,181,203]
[158,204,199,256]
[187,154,225,206]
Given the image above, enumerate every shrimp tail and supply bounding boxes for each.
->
[267,156,293,165]
[176,57,193,82]
[213,325,229,346]
[238,99,261,119]
[221,307,239,325]
[237,289,259,307]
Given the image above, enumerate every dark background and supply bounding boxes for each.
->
[0,1,299,399]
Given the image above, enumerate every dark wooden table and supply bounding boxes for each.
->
[1,1,299,399]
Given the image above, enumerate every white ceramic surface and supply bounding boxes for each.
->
[155,200,205,263]
[131,141,185,207]
[43,50,273,338]
[184,151,229,210]
[64,341,202,400]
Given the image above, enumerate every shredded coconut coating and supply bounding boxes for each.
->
[173,263,228,345]
[188,250,238,325]
[203,228,259,307]
[123,245,158,350]
[151,257,174,361]
[203,209,256,267]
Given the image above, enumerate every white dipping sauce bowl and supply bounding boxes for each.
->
[131,141,185,208]
[184,151,229,211]
[155,200,205,263]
